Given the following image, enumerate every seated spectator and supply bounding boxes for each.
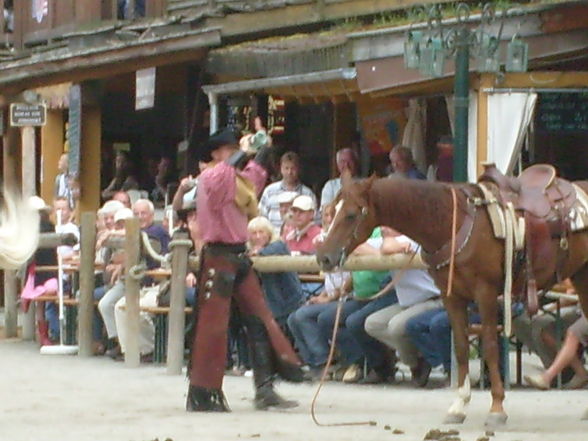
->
[112,190,132,209]
[524,287,588,390]
[45,197,80,340]
[283,195,321,255]
[427,135,454,182]
[101,151,139,201]
[247,216,304,328]
[151,157,177,204]
[388,146,426,180]
[20,197,58,346]
[525,312,588,391]
[54,153,75,209]
[316,227,403,384]
[364,233,442,387]
[514,279,580,385]
[320,148,359,212]
[113,199,170,361]
[118,0,145,19]
[276,191,298,238]
[258,151,317,230]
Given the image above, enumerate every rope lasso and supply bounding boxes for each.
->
[446,187,458,297]
[310,251,418,427]
[310,293,376,427]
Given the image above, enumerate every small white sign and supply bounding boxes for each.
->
[10,103,47,127]
[136,67,156,110]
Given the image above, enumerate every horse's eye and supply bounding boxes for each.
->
[345,213,357,222]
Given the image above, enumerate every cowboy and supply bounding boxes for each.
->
[187,127,303,412]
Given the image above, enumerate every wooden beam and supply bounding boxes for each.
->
[540,4,588,34]
[40,110,64,205]
[475,74,493,178]
[208,0,454,39]
[497,72,588,89]
[79,106,101,214]
[0,32,217,94]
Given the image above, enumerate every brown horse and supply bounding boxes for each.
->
[317,171,588,427]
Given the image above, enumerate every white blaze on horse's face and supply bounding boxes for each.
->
[327,199,345,236]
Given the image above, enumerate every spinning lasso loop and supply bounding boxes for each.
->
[141,232,171,265]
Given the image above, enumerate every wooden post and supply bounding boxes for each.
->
[2,125,19,338]
[21,126,36,340]
[166,231,189,375]
[40,109,64,205]
[78,107,101,215]
[124,217,141,367]
[475,74,492,178]
[77,211,96,357]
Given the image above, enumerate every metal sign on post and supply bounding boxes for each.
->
[9,103,47,127]
[135,67,156,110]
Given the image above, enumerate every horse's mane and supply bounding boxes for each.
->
[370,178,463,253]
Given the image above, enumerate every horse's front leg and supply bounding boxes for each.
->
[443,295,470,424]
[478,291,507,428]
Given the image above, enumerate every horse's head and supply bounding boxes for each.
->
[317,171,378,271]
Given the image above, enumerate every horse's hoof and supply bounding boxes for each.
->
[581,408,588,420]
[484,412,507,428]
[443,413,466,424]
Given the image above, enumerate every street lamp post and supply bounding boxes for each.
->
[403,3,529,182]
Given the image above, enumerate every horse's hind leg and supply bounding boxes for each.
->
[477,286,507,428]
[443,295,470,424]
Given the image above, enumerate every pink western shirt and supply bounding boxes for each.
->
[197,160,267,244]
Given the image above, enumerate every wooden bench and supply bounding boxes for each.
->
[140,305,193,363]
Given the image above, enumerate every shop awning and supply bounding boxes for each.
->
[202,68,358,101]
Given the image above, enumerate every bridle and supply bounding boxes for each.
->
[334,202,369,269]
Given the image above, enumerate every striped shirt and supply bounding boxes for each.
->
[258,181,317,230]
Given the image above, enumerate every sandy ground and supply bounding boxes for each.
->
[1,338,588,441]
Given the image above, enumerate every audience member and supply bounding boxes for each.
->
[388,146,426,180]
[513,279,580,384]
[525,311,588,390]
[365,233,442,387]
[113,199,170,361]
[316,227,402,384]
[258,151,316,230]
[21,197,57,346]
[112,190,132,209]
[101,151,139,201]
[247,216,304,328]
[151,157,177,203]
[320,148,358,211]
[276,191,298,237]
[283,195,321,255]
[54,153,75,209]
[427,135,454,182]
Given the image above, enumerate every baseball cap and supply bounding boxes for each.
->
[276,191,299,205]
[99,200,125,215]
[291,195,315,212]
[114,208,134,223]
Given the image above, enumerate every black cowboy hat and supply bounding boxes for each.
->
[193,127,238,162]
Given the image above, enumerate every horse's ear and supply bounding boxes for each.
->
[341,169,353,189]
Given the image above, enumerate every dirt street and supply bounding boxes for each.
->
[1,339,587,441]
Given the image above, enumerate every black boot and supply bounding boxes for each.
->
[254,383,298,411]
[244,316,299,410]
[186,385,231,412]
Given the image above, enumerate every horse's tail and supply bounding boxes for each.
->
[0,187,40,269]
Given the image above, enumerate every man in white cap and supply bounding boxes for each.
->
[284,195,321,255]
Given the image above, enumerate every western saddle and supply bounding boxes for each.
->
[478,163,577,313]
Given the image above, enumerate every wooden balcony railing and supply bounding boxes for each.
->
[9,0,167,50]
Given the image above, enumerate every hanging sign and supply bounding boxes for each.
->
[10,103,47,127]
[135,67,156,110]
